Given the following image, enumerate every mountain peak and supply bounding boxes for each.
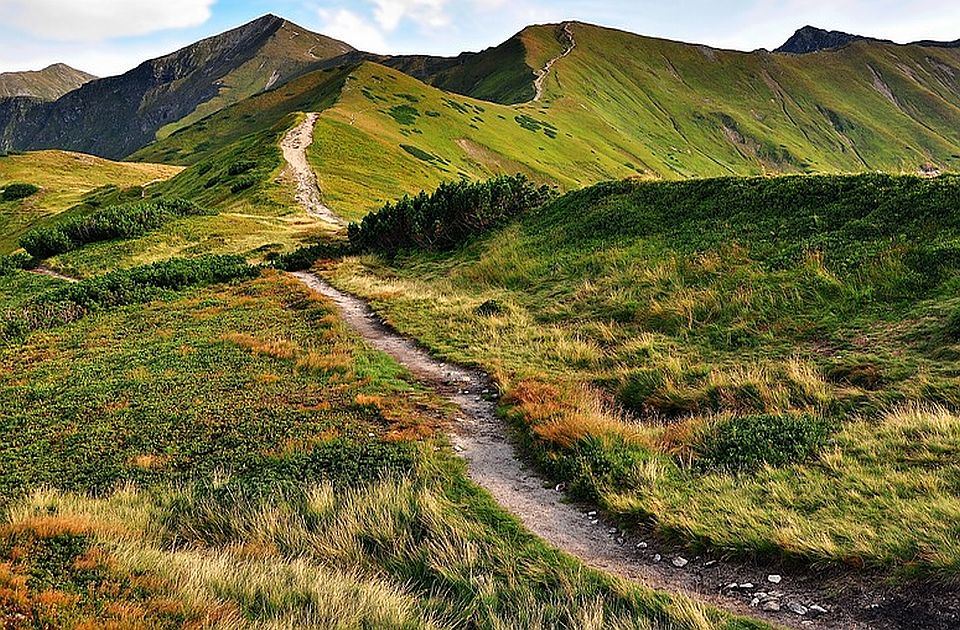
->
[775,26,870,54]
[0,63,96,100]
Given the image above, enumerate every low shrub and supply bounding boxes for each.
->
[230,176,257,194]
[0,252,32,277]
[19,198,213,258]
[348,175,555,254]
[475,299,507,316]
[270,242,349,272]
[2,182,39,201]
[227,160,257,176]
[2,256,258,340]
[693,414,832,473]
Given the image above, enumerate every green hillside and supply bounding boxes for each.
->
[329,173,960,577]
[130,22,960,225]
[0,151,181,254]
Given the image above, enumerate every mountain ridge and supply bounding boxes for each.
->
[776,25,960,54]
[0,63,95,100]
[0,14,352,159]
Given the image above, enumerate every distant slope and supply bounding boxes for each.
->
[0,150,181,253]
[134,22,960,219]
[0,64,95,100]
[775,26,876,54]
[380,33,536,105]
[777,25,960,54]
[0,15,352,159]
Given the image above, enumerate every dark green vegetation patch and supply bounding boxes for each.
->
[19,198,214,259]
[348,174,555,254]
[694,414,833,474]
[1,182,40,201]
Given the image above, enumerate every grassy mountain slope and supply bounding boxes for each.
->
[381,33,536,105]
[133,22,960,225]
[0,150,180,253]
[0,63,95,100]
[0,16,352,160]
[329,173,960,577]
[526,22,960,176]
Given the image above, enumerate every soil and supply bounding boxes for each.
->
[534,22,577,102]
[279,113,343,225]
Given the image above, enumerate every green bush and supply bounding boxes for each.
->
[19,198,213,258]
[227,160,257,176]
[2,256,258,340]
[348,175,555,254]
[270,242,349,272]
[693,414,832,474]
[2,182,39,201]
[0,252,32,277]
[230,176,257,194]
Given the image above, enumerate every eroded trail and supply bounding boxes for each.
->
[280,113,343,226]
[290,271,925,630]
[534,22,577,102]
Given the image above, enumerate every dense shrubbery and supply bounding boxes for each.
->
[693,414,832,473]
[0,253,31,277]
[2,256,257,339]
[270,242,349,272]
[537,174,960,278]
[2,182,39,201]
[227,160,257,176]
[230,176,257,194]
[348,175,555,254]
[19,198,214,258]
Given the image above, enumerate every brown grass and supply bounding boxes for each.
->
[221,332,299,359]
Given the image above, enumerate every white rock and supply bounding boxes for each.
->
[739,583,755,590]
[767,574,782,584]
[788,602,808,616]
[637,542,648,549]
[672,556,689,568]
[653,554,662,562]
[808,605,828,616]
[762,600,781,612]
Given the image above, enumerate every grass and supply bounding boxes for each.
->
[326,173,960,580]
[0,150,181,254]
[0,270,759,629]
[121,21,960,228]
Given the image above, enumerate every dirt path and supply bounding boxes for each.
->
[280,113,344,226]
[292,271,951,630]
[534,22,577,102]
[29,265,78,283]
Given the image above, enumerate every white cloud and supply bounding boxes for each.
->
[372,0,450,31]
[317,8,391,54]
[0,0,215,42]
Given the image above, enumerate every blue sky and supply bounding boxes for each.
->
[2,0,960,76]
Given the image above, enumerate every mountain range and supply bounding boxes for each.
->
[2,15,960,204]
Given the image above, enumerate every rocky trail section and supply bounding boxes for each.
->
[533,22,577,102]
[289,271,951,630]
[280,113,344,226]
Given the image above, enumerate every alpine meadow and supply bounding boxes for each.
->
[2,4,960,629]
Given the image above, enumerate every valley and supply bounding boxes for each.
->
[1,9,959,630]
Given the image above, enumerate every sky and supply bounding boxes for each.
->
[1,0,960,76]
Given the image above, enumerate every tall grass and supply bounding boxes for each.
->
[327,173,960,576]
